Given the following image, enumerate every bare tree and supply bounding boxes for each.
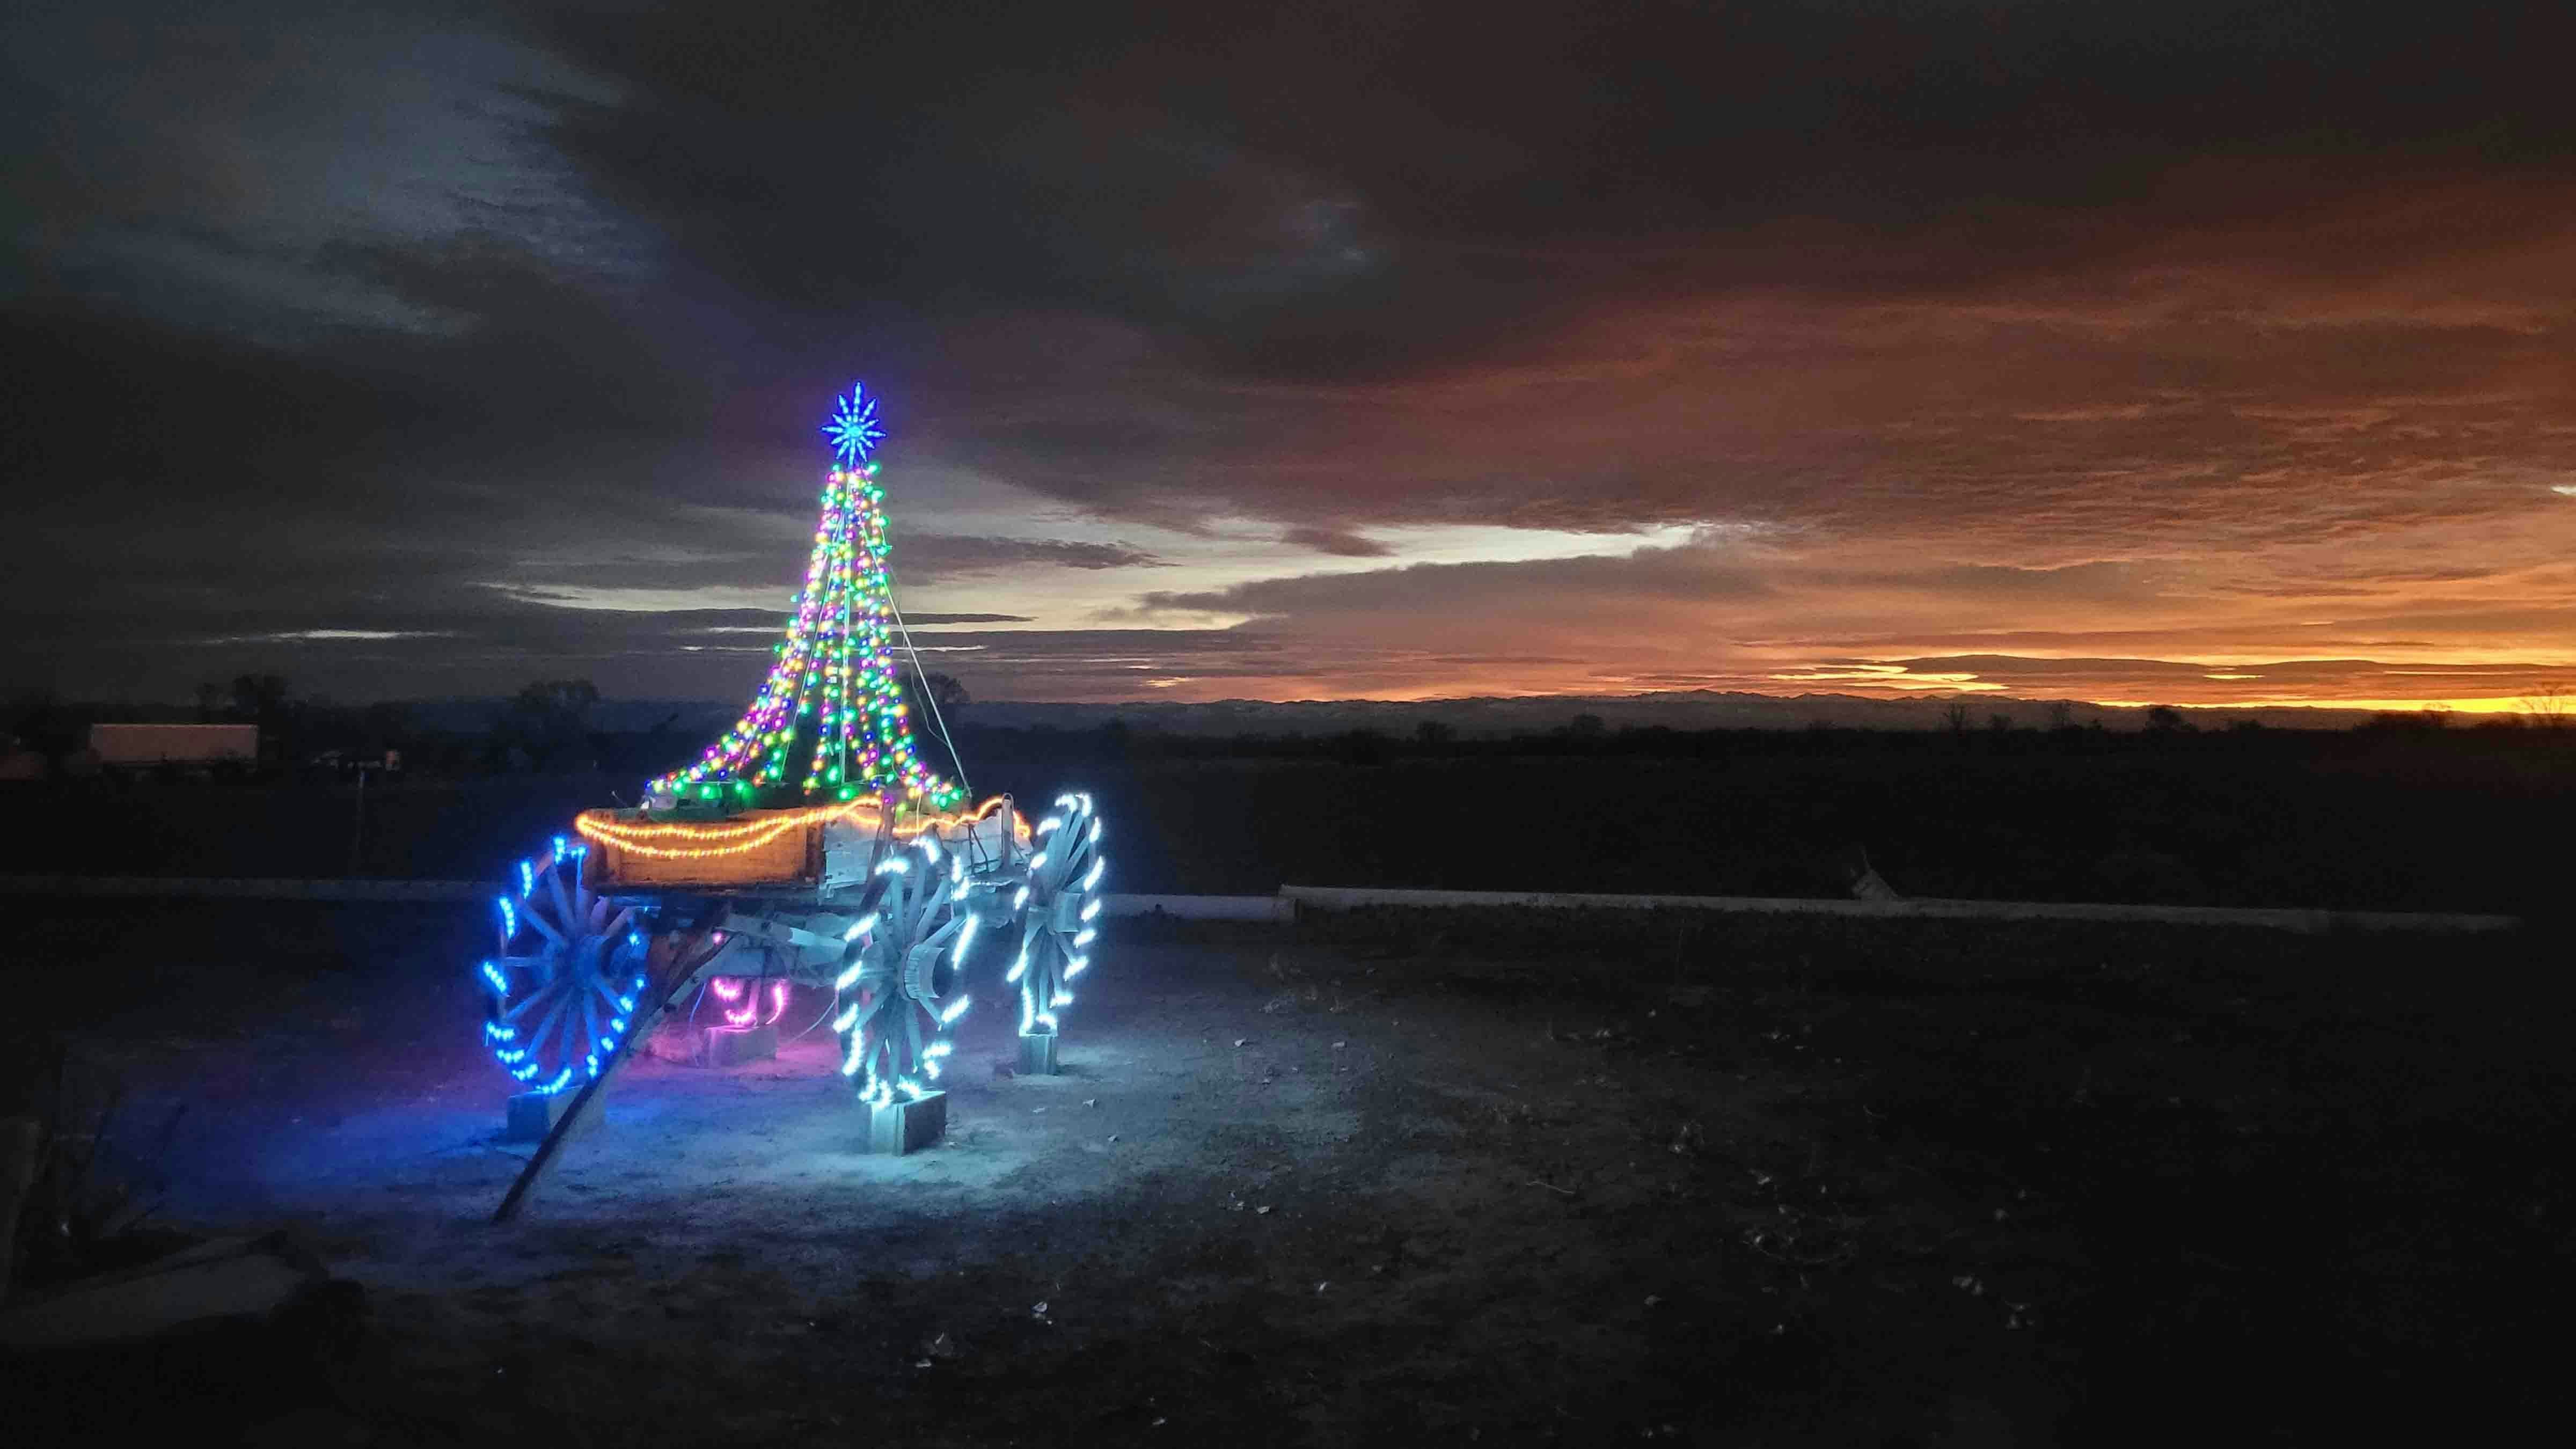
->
[230,673,290,722]
[2520,683,2573,730]
[1941,701,1972,734]
[504,679,601,765]
[911,671,971,717]
[509,679,599,738]
[903,672,972,781]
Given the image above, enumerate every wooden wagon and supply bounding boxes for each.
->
[473,383,1111,1220]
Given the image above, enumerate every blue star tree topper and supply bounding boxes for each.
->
[825,382,885,464]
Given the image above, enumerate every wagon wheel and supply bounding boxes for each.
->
[477,837,651,1095]
[487,892,734,1225]
[832,831,976,1106]
[1009,792,1106,1037]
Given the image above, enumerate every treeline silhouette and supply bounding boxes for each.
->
[951,706,2567,770]
[9,673,2568,784]
[1,673,987,781]
[5,677,2569,918]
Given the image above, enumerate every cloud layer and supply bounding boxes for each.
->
[4,1,2572,709]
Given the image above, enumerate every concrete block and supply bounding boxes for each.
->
[867,1090,946,1155]
[693,1021,778,1067]
[1018,1028,1060,1075]
[502,1090,600,1144]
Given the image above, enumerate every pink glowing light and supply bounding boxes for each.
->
[708,977,793,1029]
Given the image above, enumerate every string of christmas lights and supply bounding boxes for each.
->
[574,793,1026,860]
[479,838,648,1096]
[472,378,1119,1186]
[648,382,967,813]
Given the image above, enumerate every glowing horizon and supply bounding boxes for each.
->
[10,9,2576,714]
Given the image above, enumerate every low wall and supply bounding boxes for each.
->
[0,876,1294,921]
[1278,884,2520,934]
[0,876,2521,932]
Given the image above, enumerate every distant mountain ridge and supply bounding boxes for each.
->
[416,690,2398,737]
[395,697,735,736]
[68,690,2402,736]
[962,690,2388,735]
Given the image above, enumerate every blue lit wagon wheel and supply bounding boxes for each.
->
[1010,792,1105,1037]
[832,831,977,1108]
[478,839,651,1096]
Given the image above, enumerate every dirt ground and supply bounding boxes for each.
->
[5,902,2568,1446]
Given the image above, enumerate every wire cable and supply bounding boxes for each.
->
[886,581,970,799]
[788,986,843,1042]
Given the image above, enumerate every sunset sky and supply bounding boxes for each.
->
[5,1,2572,709]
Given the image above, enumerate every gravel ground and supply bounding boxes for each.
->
[5,902,2567,1445]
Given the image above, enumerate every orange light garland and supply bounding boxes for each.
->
[574,794,1028,861]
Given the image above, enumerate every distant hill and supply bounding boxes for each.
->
[396,697,736,736]
[961,690,2392,736]
[352,690,2411,737]
[47,690,2401,738]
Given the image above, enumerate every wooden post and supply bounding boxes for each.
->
[348,764,368,877]
[1018,1028,1059,1075]
[0,1116,39,1301]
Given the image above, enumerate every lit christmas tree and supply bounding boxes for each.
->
[648,383,967,812]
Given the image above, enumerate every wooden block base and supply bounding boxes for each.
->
[1018,1029,1060,1075]
[867,1090,947,1155]
[503,1090,600,1144]
[693,1021,779,1067]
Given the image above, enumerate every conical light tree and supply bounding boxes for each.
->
[648,384,967,812]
